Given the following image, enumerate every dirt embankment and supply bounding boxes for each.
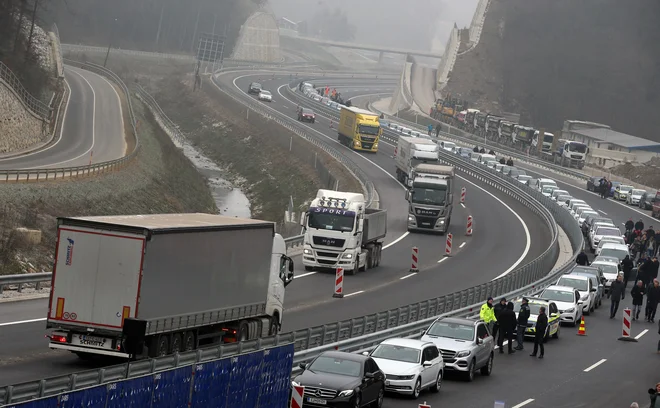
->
[0,99,216,275]
[609,157,660,191]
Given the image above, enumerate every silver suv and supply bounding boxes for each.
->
[420,317,495,382]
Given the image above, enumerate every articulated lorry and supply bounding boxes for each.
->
[394,136,440,185]
[301,189,387,275]
[337,106,381,153]
[46,214,294,359]
[405,164,455,233]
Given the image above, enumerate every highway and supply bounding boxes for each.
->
[0,65,126,170]
[0,72,552,388]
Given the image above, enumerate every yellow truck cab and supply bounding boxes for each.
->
[337,106,381,152]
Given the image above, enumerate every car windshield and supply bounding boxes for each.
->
[518,175,532,181]
[600,237,624,246]
[596,227,620,236]
[600,248,627,260]
[557,277,588,291]
[308,356,362,377]
[620,185,633,192]
[411,185,447,206]
[513,301,546,315]
[542,186,557,194]
[581,211,598,218]
[261,91,271,96]
[553,190,568,197]
[252,82,261,88]
[443,142,455,149]
[426,321,475,341]
[632,189,645,195]
[302,108,313,114]
[307,207,355,232]
[541,289,574,303]
[371,344,420,364]
[592,262,618,275]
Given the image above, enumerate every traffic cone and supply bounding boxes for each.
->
[577,316,587,336]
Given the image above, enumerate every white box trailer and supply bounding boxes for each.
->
[46,213,294,359]
[395,136,439,185]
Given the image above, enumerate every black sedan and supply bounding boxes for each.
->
[292,351,385,407]
[248,82,262,94]
[586,176,606,193]
[639,191,658,210]
[298,108,316,123]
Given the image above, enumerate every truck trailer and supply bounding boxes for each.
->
[46,213,294,359]
[405,164,455,233]
[395,136,440,186]
[301,189,387,275]
[337,106,381,153]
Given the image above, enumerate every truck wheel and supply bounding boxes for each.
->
[268,318,279,336]
[366,250,373,269]
[153,334,170,357]
[238,322,249,341]
[183,331,195,351]
[171,333,183,354]
[347,261,358,275]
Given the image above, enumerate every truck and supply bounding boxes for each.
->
[405,164,455,233]
[301,189,387,275]
[511,125,534,148]
[553,139,589,169]
[337,106,381,153]
[532,130,554,154]
[46,214,294,360]
[394,136,440,185]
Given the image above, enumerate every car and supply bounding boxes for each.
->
[512,298,560,340]
[366,338,443,398]
[613,185,633,201]
[588,220,616,246]
[258,90,272,102]
[298,108,316,123]
[608,181,622,197]
[555,274,596,315]
[539,285,584,326]
[501,165,514,175]
[410,130,423,138]
[556,195,572,207]
[595,236,626,256]
[535,178,557,192]
[505,167,526,178]
[571,265,607,287]
[598,242,630,262]
[572,205,592,220]
[551,189,569,201]
[570,271,604,309]
[582,215,610,236]
[292,351,385,408]
[626,189,646,206]
[420,317,494,382]
[586,176,606,193]
[567,198,587,214]
[517,175,533,185]
[440,141,455,152]
[590,260,621,292]
[590,225,623,251]
[248,82,262,94]
[578,210,598,227]
[541,185,559,198]
[494,163,505,172]
[639,191,659,210]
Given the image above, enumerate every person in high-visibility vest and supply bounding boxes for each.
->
[480,297,497,334]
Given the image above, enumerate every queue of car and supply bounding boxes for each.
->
[586,176,660,218]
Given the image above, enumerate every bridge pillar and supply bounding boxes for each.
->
[378,51,384,63]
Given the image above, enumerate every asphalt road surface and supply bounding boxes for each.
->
[0,65,126,170]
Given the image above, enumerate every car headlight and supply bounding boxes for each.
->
[341,253,353,259]
[303,249,312,255]
[408,215,415,223]
[291,380,301,387]
[580,295,589,301]
[565,308,575,313]
[456,350,471,358]
[338,390,354,397]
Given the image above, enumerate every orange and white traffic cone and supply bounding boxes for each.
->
[577,316,587,336]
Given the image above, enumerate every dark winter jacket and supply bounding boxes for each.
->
[631,285,646,306]
[609,280,625,301]
[639,259,655,284]
[535,313,548,337]
[625,220,635,231]
[651,260,659,282]
[649,390,659,408]
[621,256,634,279]
[494,301,506,321]
[498,303,517,331]
[647,228,656,240]
[646,284,660,306]
[517,303,531,326]
[635,221,645,231]
[576,252,589,266]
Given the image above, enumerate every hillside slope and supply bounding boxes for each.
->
[445,0,660,140]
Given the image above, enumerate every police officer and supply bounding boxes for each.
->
[515,298,530,350]
[480,297,497,334]
[530,306,548,359]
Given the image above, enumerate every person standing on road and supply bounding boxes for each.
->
[530,306,548,359]
[635,219,645,233]
[493,297,507,340]
[576,249,589,266]
[648,382,660,407]
[435,124,441,138]
[480,297,497,334]
[515,298,531,351]
[632,280,646,321]
[645,279,660,323]
[622,255,634,293]
[626,218,635,234]
[637,257,654,286]
[427,124,433,136]
[610,275,625,318]
[497,302,517,354]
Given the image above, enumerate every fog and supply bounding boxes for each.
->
[269,0,479,51]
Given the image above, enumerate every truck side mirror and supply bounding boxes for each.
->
[407,179,413,188]
[355,218,364,236]
[405,190,410,200]
[299,212,306,228]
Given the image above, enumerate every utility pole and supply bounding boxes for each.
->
[190,6,201,53]
[155,2,165,51]
[25,0,39,58]
[104,18,118,67]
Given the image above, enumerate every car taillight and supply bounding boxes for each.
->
[52,334,67,343]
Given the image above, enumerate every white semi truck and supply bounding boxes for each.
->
[394,136,440,186]
[301,189,387,275]
[405,164,455,234]
[46,214,294,359]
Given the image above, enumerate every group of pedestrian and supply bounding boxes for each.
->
[480,297,546,358]
[631,382,660,407]
[628,223,657,261]
[598,177,612,198]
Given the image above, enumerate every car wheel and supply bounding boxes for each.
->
[584,307,590,316]
[352,393,361,408]
[410,378,421,399]
[430,370,443,392]
[371,387,384,407]
[465,360,475,382]
[553,325,560,339]
[480,353,493,376]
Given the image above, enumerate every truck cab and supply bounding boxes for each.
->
[555,139,588,169]
[405,164,455,234]
[532,131,554,152]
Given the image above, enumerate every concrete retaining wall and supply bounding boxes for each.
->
[0,80,47,154]
[231,12,283,63]
[468,0,490,47]
[436,26,460,89]
[388,61,413,113]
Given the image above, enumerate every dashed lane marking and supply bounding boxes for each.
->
[460,203,465,208]
[512,399,535,408]
[437,257,448,264]
[635,329,648,340]
[0,318,47,327]
[294,272,317,279]
[344,291,364,297]
[583,358,607,372]
[400,273,417,280]
[460,242,466,248]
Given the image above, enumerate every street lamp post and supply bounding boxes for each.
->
[103,18,118,67]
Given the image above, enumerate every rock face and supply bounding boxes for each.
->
[0,83,47,154]
[231,11,282,63]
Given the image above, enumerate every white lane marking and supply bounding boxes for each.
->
[294,272,317,279]
[583,358,607,372]
[345,291,364,297]
[0,318,47,327]
[512,399,535,408]
[597,210,607,215]
[382,231,410,250]
[635,329,648,340]
[437,257,448,263]
[96,73,127,154]
[25,67,97,168]
[460,242,466,248]
[400,273,416,280]
[460,203,465,208]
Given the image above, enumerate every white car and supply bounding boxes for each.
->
[517,175,533,185]
[551,190,569,201]
[590,260,620,291]
[578,210,598,227]
[536,179,557,192]
[440,141,456,152]
[572,205,592,219]
[556,195,572,207]
[588,221,616,246]
[410,130,422,138]
[367,338,443,398]
[258,90,272,102]
[540,285,584,326]
[590,226,623,251]
[399,127,411,134]
[541,185,558,198]
[594,236,626,256]
[598,242,630,262]
[556,274,596,315]
[626,189,646,206]
[567,199,587,214]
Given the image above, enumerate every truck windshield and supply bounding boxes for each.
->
[543,135,554,143]
[308,208,355,232]
[412,185,447,206]
[358,125,380,135]
[568,143,587,153]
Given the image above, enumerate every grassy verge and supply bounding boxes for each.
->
[0,99,216,275]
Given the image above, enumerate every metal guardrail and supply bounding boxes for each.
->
[0,61,52,120]
[0,60,140,183]
[0,75,582,406]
